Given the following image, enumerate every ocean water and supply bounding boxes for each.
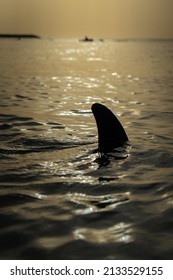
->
[0,38,173,260]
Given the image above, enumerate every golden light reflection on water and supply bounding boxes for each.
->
[37,236,73,249]
[74,222,133,244]
[67,192,130,215]
[36,226,133,253]
[37,222,133,249]
[36,192,132,249]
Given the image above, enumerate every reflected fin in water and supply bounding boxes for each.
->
[91,103,129,158]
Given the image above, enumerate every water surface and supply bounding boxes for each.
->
[0,38,173,259]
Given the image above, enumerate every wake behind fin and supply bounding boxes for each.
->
[91,103,128,153]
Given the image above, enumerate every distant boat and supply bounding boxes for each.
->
[79,36,94,42]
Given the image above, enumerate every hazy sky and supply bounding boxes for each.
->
[0,0,173,38]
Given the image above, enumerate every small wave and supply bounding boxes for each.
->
[0,113,33,122]
[0,124,13,130]
[0,192,44,207]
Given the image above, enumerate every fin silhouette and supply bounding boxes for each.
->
[91,103,128,153]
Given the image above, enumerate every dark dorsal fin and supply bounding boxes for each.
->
[91,103,128,153]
